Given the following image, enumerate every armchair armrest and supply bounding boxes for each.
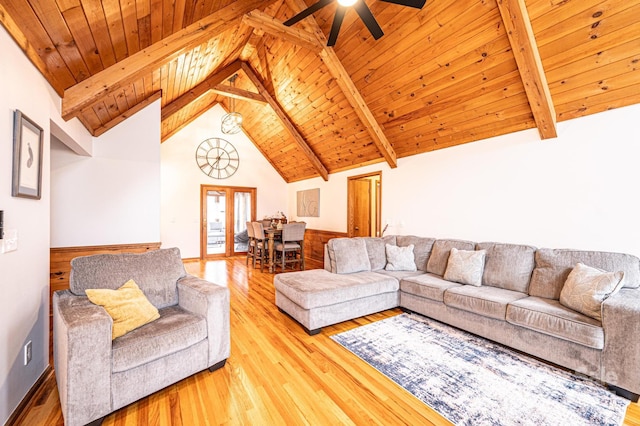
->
[178,275,230,367]
[53,290,112,426]
[601,288,640,396]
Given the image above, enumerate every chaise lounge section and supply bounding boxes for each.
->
[274,235,640,401]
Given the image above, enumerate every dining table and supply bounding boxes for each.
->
[265,227,282,273]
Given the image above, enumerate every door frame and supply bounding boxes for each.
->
[200,185,257,259]
[347,171,382,237]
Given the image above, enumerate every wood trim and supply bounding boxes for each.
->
[303,228,347,263]
[61,0,271,120]
[5,366,53,426]
[496,0,557,139]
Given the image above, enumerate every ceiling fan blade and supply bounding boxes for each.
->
[380,0,426,9]
[284,0,334,26]
[353,1,384,40]
[327,6,346,47]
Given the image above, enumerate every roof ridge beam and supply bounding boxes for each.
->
[62,0,272,120]
[241,62,329,181]
[496,0,557,139]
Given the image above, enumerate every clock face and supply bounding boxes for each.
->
[195,138,239,179]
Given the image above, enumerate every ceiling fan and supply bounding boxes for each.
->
[284,0,427,47]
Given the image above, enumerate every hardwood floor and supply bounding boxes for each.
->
[16,257,640,425]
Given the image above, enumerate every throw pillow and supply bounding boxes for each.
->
[443,248,487,286]
[385,244,417,271]
[332,238,371,274]
[559,262,624,321]
[86,279,160,339]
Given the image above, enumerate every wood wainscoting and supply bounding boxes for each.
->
[303,229,347,264]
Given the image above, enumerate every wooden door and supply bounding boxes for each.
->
[348,171,381,237]
[353,180,371,237]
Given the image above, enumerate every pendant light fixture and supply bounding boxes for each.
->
[221,74,243,134]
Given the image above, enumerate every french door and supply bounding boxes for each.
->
[200,185,256,259]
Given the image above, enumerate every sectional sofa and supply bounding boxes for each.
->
[274,235,640,401]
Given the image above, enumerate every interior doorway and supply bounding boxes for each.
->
[200,185,256,258]
[347,172,382,237]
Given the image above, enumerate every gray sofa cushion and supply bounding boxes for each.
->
[359,236,396,270]
[69,247,186,308]
[111,305,207,373]
[396,236,436,271]
[529,248,640,300]
[274,269,398,309]
[329,238,371,274]
[477,242,536,293]
[401,273,463,302]
[506,297,604,349]
[444,286,527,320]
[426,239,476,276]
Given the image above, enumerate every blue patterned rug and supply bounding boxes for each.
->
[331,313,629,426]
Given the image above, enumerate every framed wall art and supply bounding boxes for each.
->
[296,188,320,217]
[12,110,44,199]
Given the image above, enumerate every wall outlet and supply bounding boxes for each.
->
[24,341,32,366]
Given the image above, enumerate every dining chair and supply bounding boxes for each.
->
[251,222,269,272]
[274,222,306,272]
[246,221,256,266]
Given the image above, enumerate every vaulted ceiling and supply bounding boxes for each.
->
[1,0,639,182]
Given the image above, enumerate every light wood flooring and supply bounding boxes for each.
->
[16,257,640,425]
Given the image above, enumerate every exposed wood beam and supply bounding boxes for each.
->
[241,62,329,181]
[62,0,271,120]
[211,85,266,104]
[161,61,243,121]
[496,0,557,139]
[284,0,397,168]
[93,92,162,137]
[242,9,323,53]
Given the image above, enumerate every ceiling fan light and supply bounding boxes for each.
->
[337,0,357,6]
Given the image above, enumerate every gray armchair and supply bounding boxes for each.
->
[53,248,230,426]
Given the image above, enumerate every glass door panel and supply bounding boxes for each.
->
[233,191,252,254]
[201,185,256,258]
[206,190,226,255]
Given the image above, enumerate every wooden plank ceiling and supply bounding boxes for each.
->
[1,0,639,182]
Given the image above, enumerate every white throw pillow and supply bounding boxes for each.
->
[443,248,486,286]
[385,244,417,271]
[559,262,624,321]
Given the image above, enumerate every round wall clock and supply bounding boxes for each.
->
[195,138,239,179]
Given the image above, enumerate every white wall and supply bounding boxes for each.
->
[50,101,162,247]
[288,103,640,257]
[0,26,82,425]
[161,104,288,258]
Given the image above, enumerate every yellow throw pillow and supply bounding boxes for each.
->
[86,279,160,339]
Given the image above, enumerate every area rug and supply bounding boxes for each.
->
[331,313,629,426]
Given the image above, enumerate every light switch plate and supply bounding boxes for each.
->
[0,229,17,253]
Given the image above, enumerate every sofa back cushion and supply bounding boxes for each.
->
[396,236,436,271]
[426,239,476,276]
[326,238,371,274]
[477,242,536,293]
[359,235,396,271]
[69,247,186,309]
[529,248,640,300]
